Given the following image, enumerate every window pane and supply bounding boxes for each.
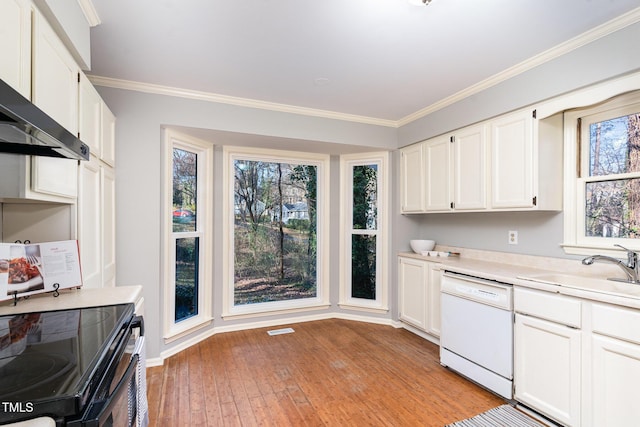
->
[589,113,640,177]
[585,178,640,238]
[234,160,317,305]
[352,165,377,230]
[173,148,197,232]
[351,234,376,300]
[175,237,199,322]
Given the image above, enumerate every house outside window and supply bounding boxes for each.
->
[340,152,389,312]
[222,147,330,317]
[162,130,213,341]
[563,90,640,255]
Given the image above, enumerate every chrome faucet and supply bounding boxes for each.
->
[582,244,640,284]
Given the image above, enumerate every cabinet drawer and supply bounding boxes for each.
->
[592,303,640,345]
[514,287,581,328]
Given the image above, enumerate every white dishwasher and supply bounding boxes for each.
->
[440,271,514,399]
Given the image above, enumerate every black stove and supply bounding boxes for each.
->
[0,304,140,425]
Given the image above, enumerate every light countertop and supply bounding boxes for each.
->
[0,285,143,315]
[400,249,640,309]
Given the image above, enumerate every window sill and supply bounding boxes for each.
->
[337,303,389,314]
[562,243,639,258]
[164,316,213,344]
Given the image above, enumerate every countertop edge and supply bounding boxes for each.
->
[0,285,143,315]
[399,252,640,309]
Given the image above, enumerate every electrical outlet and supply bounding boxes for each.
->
[508,230,518,245]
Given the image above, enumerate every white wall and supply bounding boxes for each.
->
[99,19,640,360]
[394,21,640,259]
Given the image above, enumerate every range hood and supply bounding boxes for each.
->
[0,79,89,161]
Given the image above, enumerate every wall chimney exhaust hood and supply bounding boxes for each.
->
[0,79,89,161]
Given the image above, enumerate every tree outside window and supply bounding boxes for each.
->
[584,112,640,239]
[233,160,318,305]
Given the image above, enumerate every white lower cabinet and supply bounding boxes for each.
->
[515,313,581,426]
[398,256,441,338]
[515,287,640,427]
[591,335,640,426]
[589,303,640,426]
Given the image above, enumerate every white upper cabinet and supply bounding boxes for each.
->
[424,135,451,211]
[401,125,487,214]
[491,109,563,210]
[0,0,31,98]
[79,72,102,155]
[101,104,116,166]
[453,124,488,210]
[491,109,535,209]
[399,107,562,214]
[400,143,425,213]
[32,6,80,134]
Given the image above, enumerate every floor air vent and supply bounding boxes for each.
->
[267,327,295,336]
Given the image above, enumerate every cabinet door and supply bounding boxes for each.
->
[426,263,442,337]
[32,8,79,134]
[101,104,116,166]
[591,334,640,426]
[400,143,425,213]
[491,110,535,209]
[398,257,427,330]
[102,166,116,287]
[31,157,78,198]
[78,158,102,288]
[79,72,102,155]
[514,314,581,426]
[454,124,487,210]
[425,136,451,211]
[0,0,31,98]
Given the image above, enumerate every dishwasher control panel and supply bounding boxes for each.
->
[441,272,513,310]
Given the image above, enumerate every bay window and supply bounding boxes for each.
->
[162,129,213,341]
[222,147,330,317]
[340,152,389,312]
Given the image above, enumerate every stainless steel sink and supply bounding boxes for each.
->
[517,272,640,300]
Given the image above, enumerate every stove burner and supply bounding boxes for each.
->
[0,351,76,399]
[81,308,113,327]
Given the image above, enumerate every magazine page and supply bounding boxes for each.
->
[0,240,83,302]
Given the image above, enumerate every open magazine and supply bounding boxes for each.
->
[0,240,82,302]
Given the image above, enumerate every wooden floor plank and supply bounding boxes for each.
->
[147,319,504,426]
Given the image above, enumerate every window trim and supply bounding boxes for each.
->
[221,146,331,319]
[161,129,214,342]
[339,152,390,313]
[563,90,640,256]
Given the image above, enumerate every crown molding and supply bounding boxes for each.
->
[88,75,399,128]
[396,6,640,127]
[77,0,100,27]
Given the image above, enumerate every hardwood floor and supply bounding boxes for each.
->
[146,319,504,426]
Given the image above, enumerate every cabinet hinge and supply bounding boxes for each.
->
[450,136,455,143]
[532,196,537,206]
[450,202,454,209]
[532,109,537,119]
[77,72,81,83]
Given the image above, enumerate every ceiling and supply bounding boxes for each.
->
[88,0,640,125]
